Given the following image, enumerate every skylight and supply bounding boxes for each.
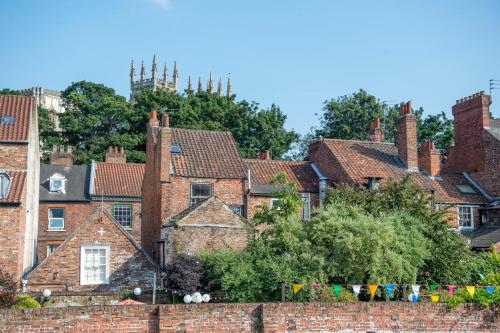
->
[171,143,182,154]
[0,116,16,125]
[456,184,477,194]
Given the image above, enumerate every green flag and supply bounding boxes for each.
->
[333,285,342,298]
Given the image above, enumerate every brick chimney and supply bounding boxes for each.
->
[368,118,384,142]
[418,141,441,176]
[50,146,73,166]
[396,101,418,172]
[442,91,491,173]
[105,146,126,163]
[257,150,272,160]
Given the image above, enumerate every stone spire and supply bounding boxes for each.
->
[217,78,223,96]
[226,76,232,97]
[162,62,168,83]
[187,76,192,92]
[151,55,158,82]
[130,60,136,83]
[207,72,213,93]
[197,77,203,94]
[173,61,179,91]
[140,61,146,81]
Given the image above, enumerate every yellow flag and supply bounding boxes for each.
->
[431,294,440,303]
[368,284,378,299]
[293,284,304,294]
[466,286,476,297]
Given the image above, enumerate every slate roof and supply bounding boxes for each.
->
[485,119,500,141]
[469,226,500,249]
[92,162,144,198]
[0,95,34,142]
[40,164,90,202]
[318,139,487,204]
[245,159,319,193]
[0,171,25,204]
[171,128,246,179]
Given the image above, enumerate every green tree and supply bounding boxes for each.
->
[418,111,454,156]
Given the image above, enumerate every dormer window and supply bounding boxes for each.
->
[364,177,382,191]
[0,172,11,198]
[49,173,66,193]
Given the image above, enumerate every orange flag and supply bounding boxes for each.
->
[368,284,378,299]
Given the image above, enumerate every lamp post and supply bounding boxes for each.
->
[42,289,51,303]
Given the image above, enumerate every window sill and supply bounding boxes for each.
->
[47,229,66,232]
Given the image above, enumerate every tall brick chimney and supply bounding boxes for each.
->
[105,146,126,163]
[418,141,441,176]
[442,91,491,173]
[257,150,272,160]
[50,146,73,166]
[368,118,384,142]
[396,101,418,172]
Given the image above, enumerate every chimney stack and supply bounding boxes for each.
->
[50,146,74,166]
[368,118,384,142]
[105,146,127,163]
[418,141,441,176]
[396,101,418,172]
[257,150,272,160]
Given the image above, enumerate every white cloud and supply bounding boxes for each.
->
[151,0,171,10]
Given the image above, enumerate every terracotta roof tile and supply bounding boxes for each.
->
[0,95,34,142]
[430,173,487,204]
[245,159,319,192]
[0,171,26,204]
[92,162,144,197]
[171,129,246,179]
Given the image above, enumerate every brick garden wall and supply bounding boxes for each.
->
[0,302,498,332]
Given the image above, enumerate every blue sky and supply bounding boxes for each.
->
[0,0,499,135]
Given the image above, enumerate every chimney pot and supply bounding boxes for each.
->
[162,113,170,128]
[120,146,124,154]
[150,109,157,120]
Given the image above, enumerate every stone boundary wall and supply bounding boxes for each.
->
[0,302,498,332]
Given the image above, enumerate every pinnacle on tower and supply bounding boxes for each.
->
[151,55,158,81]
[130,60,136,83]
[207,72,213,93]
[163,62,168,83]
[140,61,146,81]
[187,75,193,92]
[197,77,203,94]
[173,61,179,91]
[226,76,232,97]
[217,78,223,96]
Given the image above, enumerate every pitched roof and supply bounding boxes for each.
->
[485,119,500,141]
[245,159,319,193]
[40,164,90,202]
[318,139,487,204]
[0,95,34,142]
[0,171,25,204]
[469,226,500,249]
[469,171,500,198]
[171,128,246,179]
[92,162,144,198]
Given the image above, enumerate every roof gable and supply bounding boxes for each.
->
[0,95,34,142]
[171,128,246,179]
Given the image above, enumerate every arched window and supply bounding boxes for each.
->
[0,172,11,198]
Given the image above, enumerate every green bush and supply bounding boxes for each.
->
[12,295,41,309]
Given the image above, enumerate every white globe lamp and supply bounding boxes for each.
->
[183,294,192,304]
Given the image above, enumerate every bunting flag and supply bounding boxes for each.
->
[311,283,319,290]
[448,285,456,296]
[292,284,304,294]
[352,285,362,297]
[333,285,342,298]
[466,286,475,298]
[486,286,496,294]
[411,285,421,295]
[411,294,420,302]
[385,284,395,299]
[428,284,438,292]
[368,284,378,299]
[431,294,440,303]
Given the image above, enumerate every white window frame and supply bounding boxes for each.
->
[80,245,110,285]
[48,208,65,230]
[190,183,212,205]
[301,193,311,220]
[270,198,281,208]
[457,205,474,229]
[49,174,66,193]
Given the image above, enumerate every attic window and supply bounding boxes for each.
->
[456,184,477,194]
[0,172,11,198]
[49,173,66,193]
[0,116,16,125]
[171,143,182,154]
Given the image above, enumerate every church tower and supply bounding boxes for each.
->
[130,56,178,102]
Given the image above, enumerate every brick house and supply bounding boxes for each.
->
[161,197,253,264]
[309,93,499,249]
[141,111,249,264]
[244,150,328,220]
[0,95,40,282]
[27,207,158,292]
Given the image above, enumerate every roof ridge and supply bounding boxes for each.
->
[244,159,310,164]
[172,127,232,135]
[323,138,396,145]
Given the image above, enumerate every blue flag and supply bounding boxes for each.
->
[385,284,395,298]
[486,286,495,294]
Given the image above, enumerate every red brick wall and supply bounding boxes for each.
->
[0,204,25,282]
[0,143,28,169]
[0,303,497,332]
[38,202,91,259]
[90,201,142,243]
[308,140,352,186]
